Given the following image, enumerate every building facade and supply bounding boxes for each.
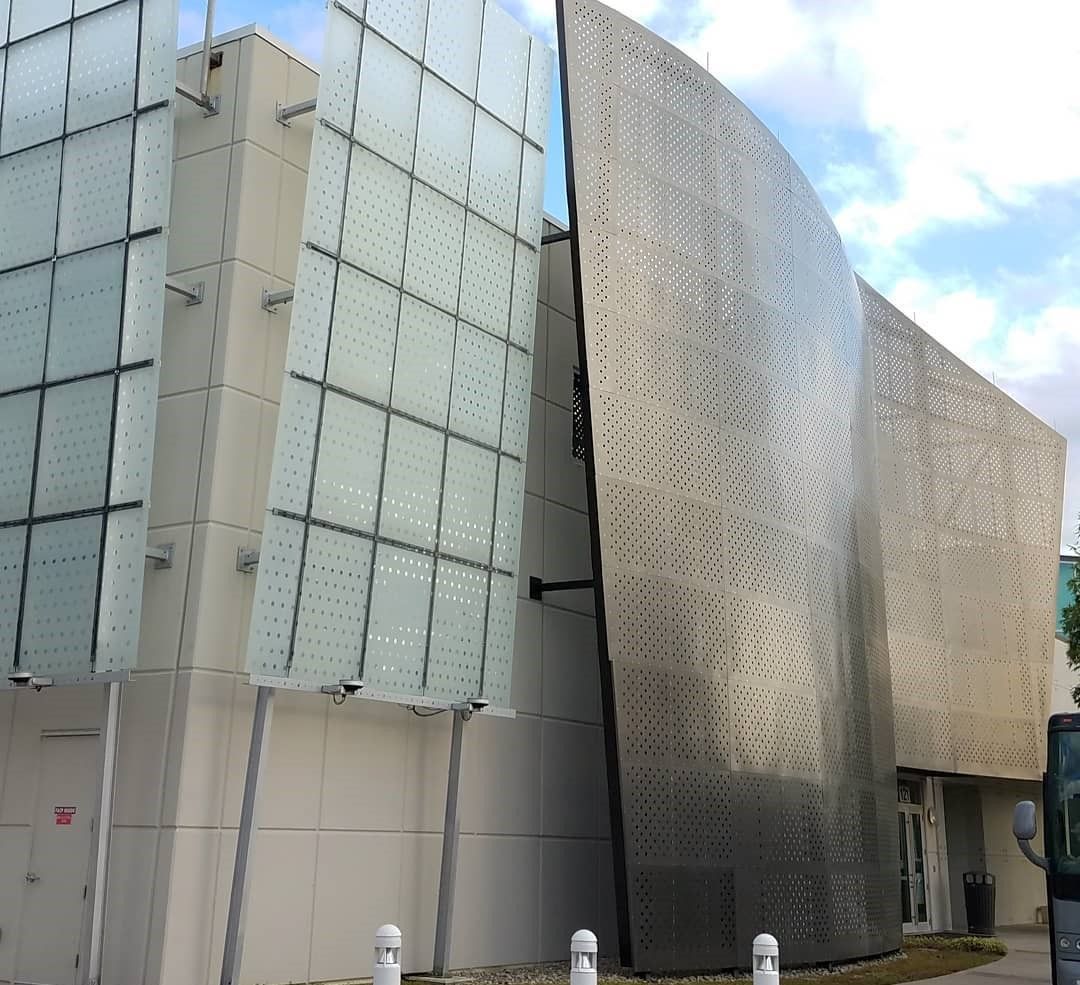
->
[0,3,1069,984]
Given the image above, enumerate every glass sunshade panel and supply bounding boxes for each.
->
[247,0,553,708]
[0,0,177,682]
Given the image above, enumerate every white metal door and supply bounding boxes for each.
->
[15,733,99,985]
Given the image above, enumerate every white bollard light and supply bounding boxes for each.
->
[570,929,598,985]
[753,933,779,985]
[374,924,402,985]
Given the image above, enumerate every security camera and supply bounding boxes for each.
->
[468,697,489,712]
[339,679,364,696]
[453,697,490,720]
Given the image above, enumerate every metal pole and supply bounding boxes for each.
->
[87,681,122,985]
[432,710,465,978]
[220,685,275,985]
[198,0,217,100]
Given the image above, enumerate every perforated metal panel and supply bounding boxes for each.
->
[559,0,899,970]
[247,0,552,708]
[863,279,1065,780]
[0,0,176,682]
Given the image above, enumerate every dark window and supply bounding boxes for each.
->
[572,368,586,462]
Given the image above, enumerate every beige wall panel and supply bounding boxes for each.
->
[864,280,1066,779]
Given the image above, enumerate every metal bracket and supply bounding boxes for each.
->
[146,543,175,569]
[165,277,205,306]
[528,576,594,600]
[261,288,295,312]
[175,81,221,116]
[541,230,572,246]
[276,97,317,126]
[236,547,260,574]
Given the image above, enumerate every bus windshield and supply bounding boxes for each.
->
[1048,728,1080,875]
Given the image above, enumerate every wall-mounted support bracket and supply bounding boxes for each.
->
[175,80,221,116]
[146,543,174,569]
[165,276,205,306]
[236,547,260,574]
[261,288,295,312]
[528,576,594,600]
[541,230,572,246]
[275,97,317,126]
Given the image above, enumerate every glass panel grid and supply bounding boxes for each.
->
[0,0,177,679]
[248,0,553,704]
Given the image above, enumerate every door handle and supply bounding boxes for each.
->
[25,872,39,884]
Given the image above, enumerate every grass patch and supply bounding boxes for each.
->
[904,935,1008,956]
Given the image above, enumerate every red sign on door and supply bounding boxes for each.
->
[54,806,76,826]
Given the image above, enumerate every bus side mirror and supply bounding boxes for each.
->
[1013,800,1038,841]
[1014,800,1048,870]
[1010,799,1036,838]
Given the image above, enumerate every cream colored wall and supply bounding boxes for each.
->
[978,779,1046,927]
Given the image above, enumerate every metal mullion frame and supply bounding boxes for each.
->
[89,0,146,669]
[281,8,370,680]
[9,0,81,671]
[555,0,633,964]
[0,101,164,169]
[417,1,490,698]
[290,371,524,465]
[0,221,163,284]
[475,32,534,702]
[270,510,516,579]
[0,357,155,401]
[0,500,142,531]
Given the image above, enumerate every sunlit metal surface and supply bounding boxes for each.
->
[559,0,900,970]
[864,279,1065,779]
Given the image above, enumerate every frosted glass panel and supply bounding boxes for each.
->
[249,0,551,703]
[459,213,514,337]
[0,528,25,663]
[483,572,516,706]
[469,110,521,233]
[1,27,69,155]
[391,295,455,427]
[524,37,553,147]
[449,321,506,447]
[476,0,529,130]
[363,545,433,694]
[0,142,61,270]
[67,0,138,132]
[426,560,487,699]
[379,416,444,549]
[311,394,386,532]
[57,119,133,254]
[326,264,400,403]
[20,516,101,676]
[46,244,125,382]
[425,0,482,97]
[0,392,39,523]
[35,376,113,515]
[440,437,496,564]
[354,32,421,170]
[291,525,373,681]
[0,262,51,392]
[0,0,176,681]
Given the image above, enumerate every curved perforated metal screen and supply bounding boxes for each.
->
[864,279,1065,779]
[246,0,552,707]
[559,0,900,970]
[0,0,176,681]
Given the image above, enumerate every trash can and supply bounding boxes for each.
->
[963,871,996,935]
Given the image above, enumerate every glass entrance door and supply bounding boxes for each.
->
[898,805,931,932]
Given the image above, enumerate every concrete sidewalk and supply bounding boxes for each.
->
[918,927,1049,985]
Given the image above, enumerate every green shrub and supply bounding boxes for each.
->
[904,935,1008,956]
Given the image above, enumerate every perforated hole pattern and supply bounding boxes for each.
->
[0,0,176,678]
[563,0,900,970]
[249,0,552,705]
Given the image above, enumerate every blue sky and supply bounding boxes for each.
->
[181,0,1080,551]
